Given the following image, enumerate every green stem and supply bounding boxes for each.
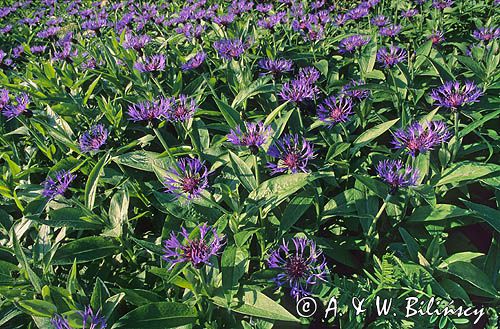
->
[452,111,460,162]
[253,154,260,186]
[153,127,174,160]
[365,194,391,261]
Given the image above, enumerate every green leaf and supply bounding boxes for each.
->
[461,200,500,233]
[91,278,110,313]
[17,300,56,318]
[352,118,399,150]
[354,174,388,199]
[436,161,500,186]
[211,289,299,322]
[280,190,314,232]
[85,152,110,209]
[112,151,168,172]
[221,246,247,293]
[231,78,274,109]
[104,189,129,237]
[264,101,289,127]
[407,204,471,222]
[441,262,498,298]
[214,97,241,128]
[53,237,118,265]
[459,109,500,138]
[229,152,257,192]
[245,173,316,216]
[112,302,198,329]
[83,75,101,105]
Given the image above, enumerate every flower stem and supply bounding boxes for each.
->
[253,154,260,186]
[452,110,460,162]
[365,194,391,261]
[153,127,174,161]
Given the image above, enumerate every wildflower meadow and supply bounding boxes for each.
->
[0,0,499,328]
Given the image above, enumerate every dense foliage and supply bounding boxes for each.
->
[0,0,499,328]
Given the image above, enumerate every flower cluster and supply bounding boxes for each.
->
[163,223,224,268]
[392,121,452,156]
[430,81,483,110]
[163,157,210,200]
[42,170,77,201]
[227,121,272,153]
[267,238,327,299]
[267,134,315,175]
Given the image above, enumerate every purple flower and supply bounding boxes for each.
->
[2,92,30,119]
[401,9,419,18]
[163,157,210,200]
[341,80,370,100]
[166,95,197,122]
[181,52,206,71]
[37,26,61,39]
[0,50,6,64]
[213,13,235,26]
[127,97,171,123]
[317,95,354,127]
[298,66,321,85]
[256,3,273,12]
[473,27,500,42]
[428,31,445,45]
[432,0,453,10]
[334,14,349,26]
[267,238,327,299]
[347,5,369,20]
[379,24,402,37]
[0,25,12,34]
[258,58,293,76]
[371,15,389,27]
[82,17,108,32]
[392,121,451,156]
[267,134,315,175]
[0,89,9,110]
[430,81,483,110]
[53,36,78,62]
[175,23,205,40]
[51,306,106,329]
[42,170,76,200]
[227,121,272,152]
[79,124,108,153]
[376,45,407,68]
[279,79,319,103]
[339,35,371,54]
[134,54,166,72]
[376,159,419,193]
[163,223,224,268]
[123,33,151,51]
[30,45,47,54]
[213,38,247,60]
[12,45,24,58]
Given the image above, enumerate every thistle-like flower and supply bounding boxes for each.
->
[338,35,371,54]
[379,24,402,37]
[341,80,370,100]
[279,79,318,103]
[267,238,327,299]
[213,38,247,60]
[0,88,9,110]
[376,45,407,68]
[51,306,106,329]
[267,134,315,175]
[127,97,172,123]
[79,124,108,153]
[181,52,206,71]
[163,157,210,200]
[432,0,453,10]
[428,31,445,45]
[392,121,452,156]
[297,67,321,85]
[123,33,151,51]
[134,54,166,72]
[166,95,197,122]
[258,58,293,76]
[401,9,419,18]
[42,170,76,200]
[162,223,224,268]
[371,15,389,27]
[2,92,30,119]
[376,159,419,193]
[317,95,354,127]
[472,27,500,42]
[227,121,272,153]
[429,81,483,110]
